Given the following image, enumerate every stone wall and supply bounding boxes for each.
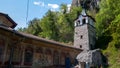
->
[74,24,89,50]
[74,24,96,50]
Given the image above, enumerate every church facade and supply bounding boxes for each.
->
[0,13,82,68]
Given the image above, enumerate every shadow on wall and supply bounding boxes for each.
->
[101,54,109,68]
[95,35,112,50]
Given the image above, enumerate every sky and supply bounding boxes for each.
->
[0,0,72,29]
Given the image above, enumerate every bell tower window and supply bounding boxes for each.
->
[80,45,82,48]
[80,35,83,39]
[82,18,86,24]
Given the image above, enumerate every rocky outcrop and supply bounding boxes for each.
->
[72,0,100,11]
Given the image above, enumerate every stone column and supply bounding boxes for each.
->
[21,44,25,66]
[51,49,54,66]
[42,47,46,66]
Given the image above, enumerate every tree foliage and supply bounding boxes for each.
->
[95,0,120,37]
[40,10,59,41]
[18,4,82,44]
[95,0,120,67]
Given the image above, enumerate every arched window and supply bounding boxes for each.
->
[82,18,86,24]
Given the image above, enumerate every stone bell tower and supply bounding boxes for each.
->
[74,9,96,50]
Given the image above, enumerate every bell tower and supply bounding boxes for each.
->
[74,9,96,50]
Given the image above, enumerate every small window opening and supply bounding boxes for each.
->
[80,35,83,39]
[80,45,82,48]
[82,19,86,24]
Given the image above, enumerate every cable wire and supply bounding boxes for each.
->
[26,0,29,26]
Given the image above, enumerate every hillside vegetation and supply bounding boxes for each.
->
[95,0,120,67]
[18,4,82,45]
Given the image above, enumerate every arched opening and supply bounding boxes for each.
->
[82,19,86,24]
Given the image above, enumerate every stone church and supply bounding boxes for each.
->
[0,0,103,68]
[0,13,82,68]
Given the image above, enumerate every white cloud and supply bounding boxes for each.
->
[48,4,59,9]
[33,1,45,6]
[67,4,71,8]
[67,4,71,12]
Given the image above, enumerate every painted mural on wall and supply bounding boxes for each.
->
[32,47,68,68]
[60,52,66,65]
[12,44,22,65]
[0,35,76,68]
[24,46,33,65]
[32,47,53,68]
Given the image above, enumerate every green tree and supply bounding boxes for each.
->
[95,0,120,67]
[57,4,82,43]
[18,18,42,35]
[18,4,82,45]
[95,0,120,37]
[27,18,42,35]
[40,10,59,41]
